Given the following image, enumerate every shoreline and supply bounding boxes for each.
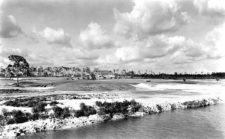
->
[0,95,221,138]
[0,78,224,138]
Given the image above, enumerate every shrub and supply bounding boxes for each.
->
[156,105,163,113]
[7,118,16,125]
[25,112,33,120]
[52,107,71,119]
[95,101,103,107]
[39,114,49,119]
[0,115,5,126]
[73,110,84,118]
[4,100,17,107]
[11,110,29,123]
[2,108,8,117]
[4,97,48,107]
[62,107,70,118]
[73,103,96,118]
[130,100,142,113]
[32,102,47,113]
[3,110,29,124]
[0,110,36,125]
[31,113,40,120]
[15,116,28,123]
[53,106,63,118]
[170,104,176,111]
[50,101,59,106]
[95,100,141,118]
[97,107,106,115]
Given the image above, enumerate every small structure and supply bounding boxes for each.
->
[94,70,115,79]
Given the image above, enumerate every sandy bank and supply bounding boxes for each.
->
[0,96,221,138]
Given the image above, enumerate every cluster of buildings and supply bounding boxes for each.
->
[0,66,136,80]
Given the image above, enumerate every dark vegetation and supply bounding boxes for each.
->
[95,100,141,118]
[156,105,163,113]
[32,102,47,113]
[1,98,143,126]
[72,103,96,118]
[49,101,59,106]
[0,98,215,127]
[182,99,210,109]
[134,72,225,79]
[6,55,30,86]
[0,89,30,94]
[3,94,89,107]
[12,81,49,87]
[4,97,47,107]
[1,109,31,125]
[52,106,71,118]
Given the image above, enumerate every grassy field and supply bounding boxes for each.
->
[1,77,146,92]
[1,77,217,92]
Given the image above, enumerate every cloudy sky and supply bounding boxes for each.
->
[0,0,225,73]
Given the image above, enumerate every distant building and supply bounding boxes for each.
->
[94,70,115,79]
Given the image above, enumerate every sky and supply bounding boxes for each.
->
[0,0,225,73]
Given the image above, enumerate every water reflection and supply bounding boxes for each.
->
[21,104,225,139]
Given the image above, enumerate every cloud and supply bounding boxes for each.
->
[114,0,190,37]
[96,35,183,64]
[96,31,223,67]
[114,0,225,38]
[194,0,225,16]
[0,14,22,38]
[79,22,114,49]
[204,22,225,58]
[34,27,71,47]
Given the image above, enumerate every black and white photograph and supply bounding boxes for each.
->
[0,0,225,138]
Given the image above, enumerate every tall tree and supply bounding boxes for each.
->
[7,55,30,86]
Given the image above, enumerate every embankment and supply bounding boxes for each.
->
[0,96,221,138]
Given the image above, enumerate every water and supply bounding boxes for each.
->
[22,104,225,139]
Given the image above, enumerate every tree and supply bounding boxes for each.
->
[90,72,96,80]
[7,55,30,86]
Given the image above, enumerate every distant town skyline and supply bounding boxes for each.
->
[1,0,225,73]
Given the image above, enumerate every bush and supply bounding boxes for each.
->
[50,101,59,106]
[170,104,176,111]
[53,106,63,118]
[62,107,70,118]
[73,103,96,118]
[95,101,102,107]
[11,110,29,123]
[156,105,163,113]
[31,113,40,120]
[4,100,17,107]
[4,110,29,124]
[2,108,8,117]
[32,102,47,113]
[39,114,49,119]
[130,101,142,113]
[95,100,141,118]
[97,107,106,115]
[73,110,84,118]
[0,115,5,126]
[7,118,16,125]
[4,97,47,107]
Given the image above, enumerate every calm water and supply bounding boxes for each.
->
[22,104,225,139]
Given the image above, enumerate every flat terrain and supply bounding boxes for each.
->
[1,77,156,91]
[0,77,221,99]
